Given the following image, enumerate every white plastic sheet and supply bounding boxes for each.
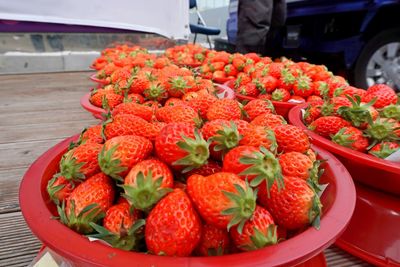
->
[0,0,190,40]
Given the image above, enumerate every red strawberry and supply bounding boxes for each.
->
[59,143,102,181]
[155,123,209,172]
[258,175,321,230]
[243,99,275,121]
[278,68,296,91]
[303,103,322,125]
[123,159,173,211]
[185,160,222,178]
[293,74,314,97]
[143,83,168,102]
[381,104,400,121]
[195,224,231,256]
[271,88,291,102]
[258,76,278,93]
[320,97,352,117]
[207,99,242,121]
[89,202,144,251]
[187,172,256,232]
[362,88,397,108]
[99,135,153,180]
[369,142,400,159]
[307,95,323,103]
[332,127,369,152]
[167,76,196,98]
[164,97,185,107]
[367,84,395,94]
[156,105,201,126]
[224,64,238,77]
[129,72,151,95]
[258,94,272,100]
[111,102,153,121]
[268,62,284,78]
[340,86,366,99]
[90,89,123,110]
[238,83,259,97]
[365,118,400,144]
[279,152,313,180]
[222,146,260,180]
[59,173,115,234]
[78,125,103,144]
[104,114,162,141]
[327,76,349,97]
[230,206,277,251]
[312,81,329,97]
[186,93,218,119]
[145,189,202,256]
[232,56,246,71]
[309,116,351,138]
[274,124,310,153]
[239,125,278,153]
[47,174,75,205]
[250,113,287,129]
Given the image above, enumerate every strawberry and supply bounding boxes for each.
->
[78,125,103,145]
[232,56,246,71]
[47,174,75,205]
[209,61,226,72]
[123,159,174,211]
[327,76,349,97]
[186,93,217,119]
[243,99,275,121]
[258,76,278,93]
[187,172,256,232]
[307,95,323,103]
[234,73,252,88]
[201,120,243,160]
[320,97,352,117]
[332,127,369,152]
[258,175,321,230]
[258,93,272,101]
[312,81,329,97]
[90,89,123,110]
[271,88,291,102]
[111,102,153,121]
[222,146,260,179]
[336,96,378,128]
[362,87,397,108]
[224,64,238,77]
[143,83,168,102]
[237,83,259,97]
[207,99,242,121]
[239,125,278,153]
[155,105,201,126]
[274,124,310,153]
[103,114,162,141]
[364,118,400,145]
[230,206,277,251]
[59,173,115,234]
[59,143,102,181]
[155,123,209,172]
[369,141,400,159]
[293,74,314,97]
[340,86,366,99]
[129,72,151,95]
[278,68,296,91]
[89,202,144,251]
[279,152,313,180]
[367,83,395,94]
[195,224,231,256]
[250,113,287,129]
[145,189,202,256]
[268,62,284,79]
[164,97,185,107]
[98,135,153,180]
[167,76,196,98]
[212,70,227,81]
[309,116,351,138]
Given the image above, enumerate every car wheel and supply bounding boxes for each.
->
[354,28,400,92]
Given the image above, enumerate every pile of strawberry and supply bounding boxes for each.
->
[48,93,324,256]
[164,43,207,67]
[303,84,400,159]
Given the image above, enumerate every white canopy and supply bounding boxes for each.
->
[0,0,190,40]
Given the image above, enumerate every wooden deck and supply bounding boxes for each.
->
[0,72,371,266]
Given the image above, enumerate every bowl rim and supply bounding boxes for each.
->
[19,135,356,267]
[288,103,400,174]
[89,74,109,85]
[80,92,106,120]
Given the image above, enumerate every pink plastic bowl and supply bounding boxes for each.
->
[288,103,400,196]
[224,80,298,119]
[80,84,236,120]
[20,135,355,267]
[89,74,110,86]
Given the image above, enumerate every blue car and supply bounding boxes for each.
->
[224,0,400,91]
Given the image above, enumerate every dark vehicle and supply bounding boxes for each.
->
[221,0,400,91]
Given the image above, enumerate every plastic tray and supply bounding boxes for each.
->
[336,183,400,266]
[288,103,400,196]
[19,135,355,267]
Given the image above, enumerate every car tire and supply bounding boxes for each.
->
[354,28,400,91]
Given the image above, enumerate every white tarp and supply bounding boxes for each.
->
[0,0,190,40]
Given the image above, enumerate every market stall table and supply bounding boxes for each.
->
[0,71,372,266]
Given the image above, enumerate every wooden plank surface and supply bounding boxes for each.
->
[0,71,371,266]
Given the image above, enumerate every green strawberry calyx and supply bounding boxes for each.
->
[211,121,242,154]
[59,150,86,181]
[221,180,257,234]
[380,104,400,121]
[369,142,399,159]
[173,129,210,173]
[98,144,127,181]
[331,128,356,148]
[337,95,376,127]
[242,224,278,251]
[58,201,105,234]
[122,171,173,212]
[88,219,145,251]
[239,146,284,198]
[364,118,400,148]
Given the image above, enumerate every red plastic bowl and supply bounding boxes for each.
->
[224,80,298,119]
[80,84,235,120]
[80,92,106,120]
[20,135,355,267]
[288,103,400,196]
[89,74,110,86]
